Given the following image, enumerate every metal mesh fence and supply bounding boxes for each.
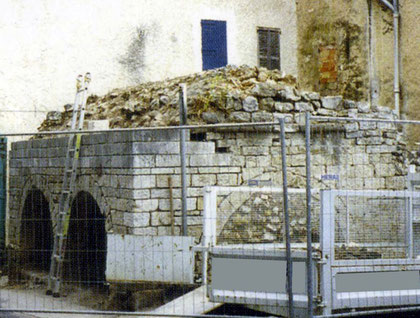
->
[311,116,420,316]
[3,122,304,317]
[2,115,420,317]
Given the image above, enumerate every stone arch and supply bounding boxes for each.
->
[19,189,53,271]
[74,176,113,231]
[65,190,107,286]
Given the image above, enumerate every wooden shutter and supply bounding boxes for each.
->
[258,28,280,70]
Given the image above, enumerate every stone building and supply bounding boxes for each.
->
[7,66,414,291]
[0,0,297,133]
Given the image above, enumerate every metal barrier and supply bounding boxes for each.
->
[2,114,420,317]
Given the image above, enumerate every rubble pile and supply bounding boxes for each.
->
[38,65,297,131]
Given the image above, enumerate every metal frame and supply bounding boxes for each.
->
[204,187,420,316]
[202,186,320,312]
[320,189,420,315]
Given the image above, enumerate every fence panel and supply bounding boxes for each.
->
[2,121,310,317]
[310,116,420,316]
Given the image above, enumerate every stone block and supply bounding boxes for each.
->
[192,174,216,187]
[289,154,305,167]
[277,86,300,102]
[343,100,357,109]
[357,102,370,113]
[341,178,364,189]
[242,96,259,112]
[321,96,342,109]
[345,122,359,132]
[242,146,269,156]
[295,102,314,112]
[156,175,191,188]
[352,153,368,165]
[252,112,273,122]
[364,178,386,189]
[274,102,294,112]
[190,154,244,167]
[151,212,172,226]
[375,164,396,177]
[150,167,178,175]
[217,174,239,186]
[359,121,377,130]
[157,226,181,236]
[385,176,406,190]
[132,227,157,235]
[155,155,180,167]
[316,108,337,116]
[273,113,294,125]
[124,212,150,227]
[151,188,181,199]
[302,91,320,101]
[133,175,156,189]
[241,167,266,181]
[251,82,277,97]
[132,199,159,212]
[133,155,155,168]
[260,98,275,110]
[228,111,251,122]
[158,198,197,211]
[366,145,397,153]
[356,137,382,145]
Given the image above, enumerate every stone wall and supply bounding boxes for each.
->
[8,95,412,249]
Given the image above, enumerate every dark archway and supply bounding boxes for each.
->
[20,190,53,271]
[66,191,106,286]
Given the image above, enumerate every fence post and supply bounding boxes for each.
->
[179,84,188,236]
[0,137,6,262]
[320,190,334,315]
[305,112,314,317]
[279,118,294,317]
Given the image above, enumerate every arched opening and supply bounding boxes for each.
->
[20,190,53,271]
[66,191,106,286]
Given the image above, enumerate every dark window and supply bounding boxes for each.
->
[258,28,281,70]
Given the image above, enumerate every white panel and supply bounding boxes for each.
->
[106,234,195,284]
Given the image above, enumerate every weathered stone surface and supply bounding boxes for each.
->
[226,96,242,111]
[251,82,277,97]
[273,113,293,124]
[46,111,62,122]
[202,112,223,124]
[321,96,343,110]
[295,102,314,112]
[302,91,320,101]
[242,96,259,112]
[277,86,300,102]
[274,102,294,112]
[316,108,337,116]
[343,100,357,109]
[252,112,273,122]
[260,98,275,110]
[357,101,370,113]
[228,111,251,122]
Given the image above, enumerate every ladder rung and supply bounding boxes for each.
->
[53,255,63,262]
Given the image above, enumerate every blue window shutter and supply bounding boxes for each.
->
[201,20,227,70]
